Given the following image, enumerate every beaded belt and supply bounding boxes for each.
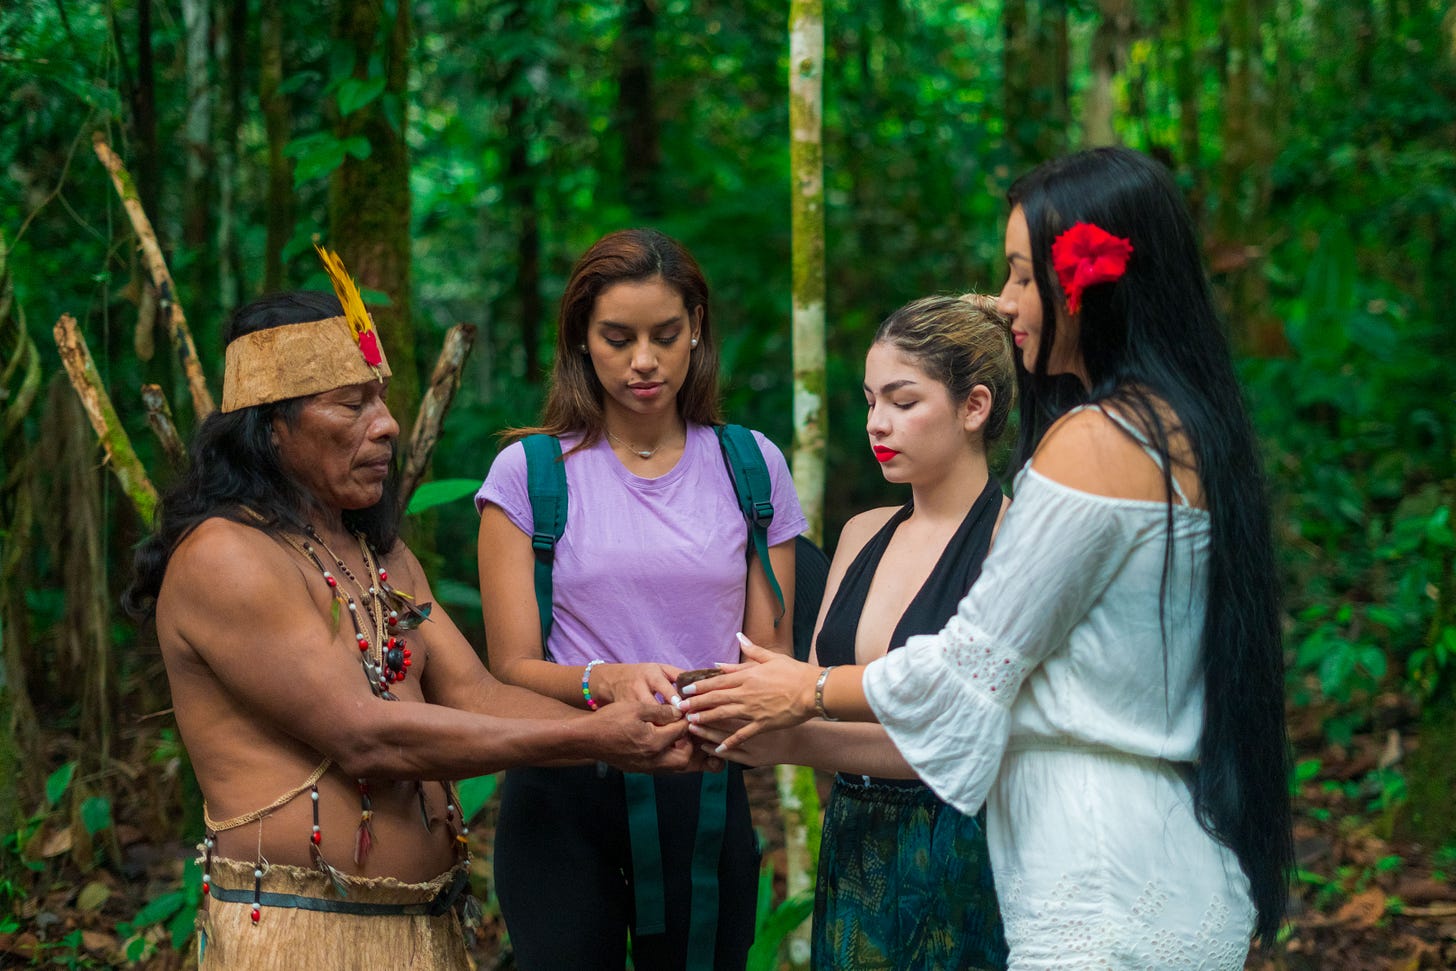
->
[208,865,470,918]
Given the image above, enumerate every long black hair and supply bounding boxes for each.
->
[123,292,401,619]
[1008,147,1292,945]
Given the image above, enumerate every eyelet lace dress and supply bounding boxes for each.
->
[862,463,1256,970]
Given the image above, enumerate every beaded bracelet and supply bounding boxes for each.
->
[815,666,839,721]
[582,659,606,710]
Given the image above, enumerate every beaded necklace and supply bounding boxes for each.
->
[199,526,473,930]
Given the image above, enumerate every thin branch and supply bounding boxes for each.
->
[140,384,185,470]
[52,314,158,524]
[91,133,216,419]
[398,324,477,511]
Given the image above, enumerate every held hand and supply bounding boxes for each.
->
[594,700,689,773]
[678,635,819,750]
[592,662,683,706]
[687,719,789,768]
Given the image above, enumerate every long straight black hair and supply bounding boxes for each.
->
[124,292,400,619]
[1008,147,1292,945]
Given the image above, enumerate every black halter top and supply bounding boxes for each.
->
[815,475,1002,786]
[816,474,1002,666]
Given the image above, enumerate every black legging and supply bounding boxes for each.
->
[494,763,760,970]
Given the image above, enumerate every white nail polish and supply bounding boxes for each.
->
[735,632,750,647]
[670,695,682,708]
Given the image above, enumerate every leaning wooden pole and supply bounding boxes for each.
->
[783,1,827,966]
[92,133,217,420]
[398,324,477,511]
[53,315,159,524]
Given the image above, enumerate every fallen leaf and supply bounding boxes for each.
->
[76,881,111,912]
[1334,887,1387,928]
[81,929,116,953]
[37,826,74,859]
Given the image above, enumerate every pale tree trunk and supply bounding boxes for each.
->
[786,1,826,967]
[260,0,292,292]
[181,0,211,250]
[1085,0,1134,147]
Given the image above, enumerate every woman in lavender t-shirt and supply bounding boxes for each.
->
[476,228,806,970]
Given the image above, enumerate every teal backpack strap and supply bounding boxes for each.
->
[685,771,729,966]
[521,434,566,660]
[714,424,785,625]
[624,773,668,936]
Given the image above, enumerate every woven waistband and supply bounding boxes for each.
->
[207,868,468,918]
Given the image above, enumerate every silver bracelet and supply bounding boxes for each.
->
[815,666,839,721]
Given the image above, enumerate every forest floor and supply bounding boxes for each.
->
[2,697,1454,970]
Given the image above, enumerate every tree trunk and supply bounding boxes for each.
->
[1085,0,1134,147]
[329,0,419,434]
[617,0,661,220]
[1170,0,1204,222]
[181,0,212,250]
[786,2,827,966]
[1217,0,1282,354]
[0,235,41,824]
[216,0,247,311]
[260,0,292,293]
[133,0,160,223]
[1004,0,1070,167]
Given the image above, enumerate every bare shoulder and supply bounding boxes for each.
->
[1033,408,1199,505]
[159,519,313,647]
[166,518,298,593]
[836,506,899,562]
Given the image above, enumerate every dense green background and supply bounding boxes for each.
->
[2,0,1454,965]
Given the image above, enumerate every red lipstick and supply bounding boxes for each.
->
[872,445,899,463]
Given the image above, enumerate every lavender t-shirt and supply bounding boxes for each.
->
[476,422,808,670]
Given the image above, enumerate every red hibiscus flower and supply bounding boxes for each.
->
[1050,222,1134,315]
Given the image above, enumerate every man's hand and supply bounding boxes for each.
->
[591,699,692,773]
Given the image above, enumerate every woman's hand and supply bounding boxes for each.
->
[687,719,793,768]
[678,635,819,749]
[591,662,683,706]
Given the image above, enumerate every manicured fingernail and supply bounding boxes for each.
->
[670,695,682,708]
[715,744,727,754]
[735,632,750,647]
[687,713,699,724]
[682,684,697,697]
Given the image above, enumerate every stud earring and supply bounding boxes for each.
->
[690,338,699,348]
[578,344,587,354]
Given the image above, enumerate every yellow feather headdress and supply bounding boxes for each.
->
[315,243,384,375]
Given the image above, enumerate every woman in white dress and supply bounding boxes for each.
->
[681,146,1293,968]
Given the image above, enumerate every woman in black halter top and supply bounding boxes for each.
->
[691,294,1016,969]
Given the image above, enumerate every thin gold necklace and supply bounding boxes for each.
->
[607,428,670,459]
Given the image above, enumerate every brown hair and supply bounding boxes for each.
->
[507,228,723,449]
[873,293,1017,444]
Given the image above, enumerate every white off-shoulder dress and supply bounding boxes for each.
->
[862,450,1256,969]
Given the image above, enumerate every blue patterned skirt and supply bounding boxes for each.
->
[812,775,1007,970]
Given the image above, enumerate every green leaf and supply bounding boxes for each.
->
[45,762,76,808]
[343,136,372,160]
[406,478,483,515]
[336,76,386,116]
[80,796,112,836]
[455,775,498,823]
[131,890,186,928]
[277,70,320,95]
[745,892,814,971]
